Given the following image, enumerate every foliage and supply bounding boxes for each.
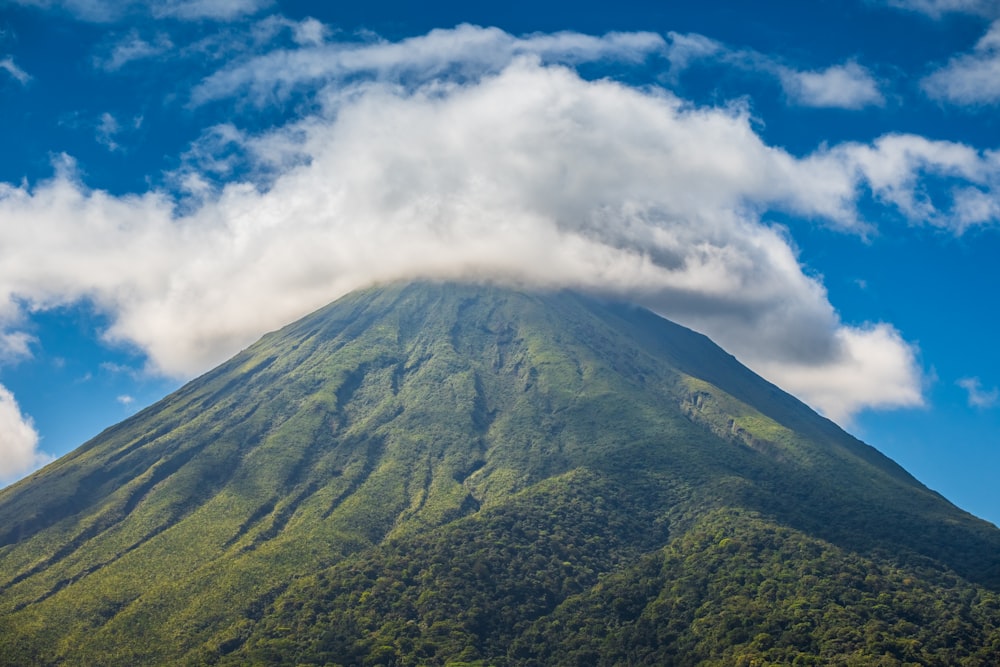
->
[515,509,1000,666]
[221,506,1000,666]
[223,468,669,666]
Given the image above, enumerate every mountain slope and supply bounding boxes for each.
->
[0,281,998,665]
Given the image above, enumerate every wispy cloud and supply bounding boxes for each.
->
[94,30,173,71]
[663,31,723,82]
[153,0,272,21]
[192,25,884,112]
[96,112,121,151]
[10,0,271,22]
[958,377,1000,407]
[100,361,138,375]
[0,331,34,362]
[289,17,327,47]
[824,133,1000,232]
[191,24,667,106]
[664,32,885,110]
[94,112,141,152]
[776,61,885,109]
[0,56,30,85]
[923,20,1000,105]
[881,0,1000,18]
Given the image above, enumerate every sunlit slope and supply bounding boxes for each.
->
[0,281,998,665]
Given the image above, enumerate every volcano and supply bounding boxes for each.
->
[1,281,999,665]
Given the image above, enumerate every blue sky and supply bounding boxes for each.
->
[1,0,999,525]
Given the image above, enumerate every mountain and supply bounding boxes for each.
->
[1,281,999,665]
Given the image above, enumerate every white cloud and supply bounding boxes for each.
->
[881,0,1000,17]
[663,31,723,82]
[194,25,883,113]
[116,394,134,406]
[11,0,118,21]
[0,331,34,362]
[664,32,884,110]
[10,0,270,22]
[777,62,885,109]
[0,384,48,483]
[0,53,941,423]
[957,376,1000,407]
[5,26,993,422]
[756,324,923,424]
[96,112,120,151]
[290,17,327,47]
[923,20,1000,105]
[94,112,143,152]
[0,57,30,84]
[95,30,173,71]
[824,134,1000,231]
[153,0,271,21]
[191,24,667,106]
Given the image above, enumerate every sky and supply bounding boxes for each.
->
[0,0,999,525]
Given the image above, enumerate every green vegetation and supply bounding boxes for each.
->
[0,281,998,665]
[516,509,1000,666]
[227,506,1000,666]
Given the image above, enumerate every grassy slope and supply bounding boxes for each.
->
[0,281,997,665]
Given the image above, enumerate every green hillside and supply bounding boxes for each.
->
[1,281,998,665]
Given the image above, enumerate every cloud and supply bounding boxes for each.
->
[116,394,134,406]
[96,113,121,151]
[10,0,270,22]
[153,0,272,21]
[881,0,1000,17]
[94,30,173,71]
[755,324,923,423]
[0,331,35,362]
[957,376,1000,407]
[663,31,723,82]
[191,24,667,106]
[777,62,885,109]
[94,112,143,152]
[0,53,941,423]
[289,17,327,47]
[922,20,1000,105]
[825,134,1000,232]
[101,361,138,375]
[0,57,30,84]
[0,384,48,482]
[663,32,884,110]
[194,25,883,113]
